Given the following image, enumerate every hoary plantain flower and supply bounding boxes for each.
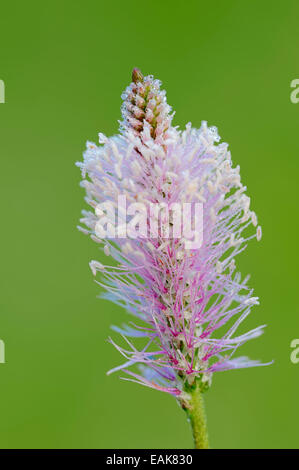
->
[77,69,270,449]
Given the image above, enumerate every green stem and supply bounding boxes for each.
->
[184,381,209,449]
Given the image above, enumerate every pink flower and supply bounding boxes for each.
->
[77,69,270,401]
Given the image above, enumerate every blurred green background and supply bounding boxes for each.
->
[0,0,298,449]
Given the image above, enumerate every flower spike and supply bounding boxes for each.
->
[77,69,271,448]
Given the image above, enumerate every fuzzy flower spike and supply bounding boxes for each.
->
[77,69,270,448]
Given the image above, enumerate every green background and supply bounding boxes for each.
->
[0,0,298,449]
